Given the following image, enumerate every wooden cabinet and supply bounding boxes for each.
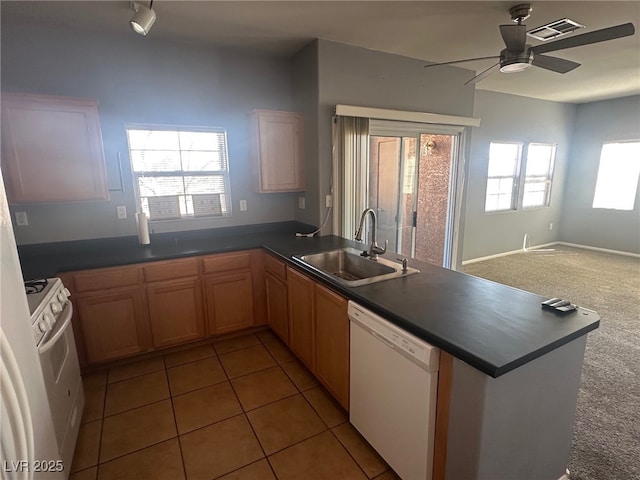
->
[314,283,350,409]
[281,266,350,410]
[69,250,264,366]
[143,258,204,348]
[76,287,149,364]
[264,254,289,344]
[71,265,148,365]
[202,251,256,335]
[205,272,254,335]
[287,267,315,370]
[251,110,305,192]
[146,277,205,348]
[1,92,108,203]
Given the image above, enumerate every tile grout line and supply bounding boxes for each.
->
[93,375,107,479]
[81,332,380,479]
[214,339,275,480]
[162,354,189,480]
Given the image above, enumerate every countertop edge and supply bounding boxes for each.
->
[19,230,601,379]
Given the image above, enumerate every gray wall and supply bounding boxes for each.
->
[291,41,320,229]
[1,24,298,244]
[293,39,476,236]
[462,91,577,261]
[446,336,587,479]
[560,95,640,254]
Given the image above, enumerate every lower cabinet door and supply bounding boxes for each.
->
[314,283,350,410]
[146,277,205,348]
[266,272,289,344]
[76,287,149,364]
[205,271,255,335]
[287,268,315,369]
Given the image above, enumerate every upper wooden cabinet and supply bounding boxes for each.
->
[1,92,109,204]
[251,110,305,193]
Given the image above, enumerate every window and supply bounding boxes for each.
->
[484,141,556,212]
[522,143,556,208]
[126,126,231,220]
[485,142,521,212]
[593,141,640,211]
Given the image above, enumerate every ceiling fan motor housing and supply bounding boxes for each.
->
[500,47,533,72]
[509,3,532,23]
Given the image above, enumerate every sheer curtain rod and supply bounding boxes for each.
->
[334,105,481,128]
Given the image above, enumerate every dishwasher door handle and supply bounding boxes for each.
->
[370,330,395,349]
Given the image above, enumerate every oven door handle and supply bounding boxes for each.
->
[38,302,73,354]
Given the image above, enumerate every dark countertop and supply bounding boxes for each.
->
[19,221,599,378]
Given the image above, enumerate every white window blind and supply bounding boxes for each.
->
[126,126,231,220]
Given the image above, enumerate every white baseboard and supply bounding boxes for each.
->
[462,241,640,265]
[462,242,556,265]
[555,242,640,258]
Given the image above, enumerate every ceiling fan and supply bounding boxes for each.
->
[424,3,636,85]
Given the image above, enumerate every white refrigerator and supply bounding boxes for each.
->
[1,173,64,479]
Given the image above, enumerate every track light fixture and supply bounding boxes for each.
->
[130,1,156,36]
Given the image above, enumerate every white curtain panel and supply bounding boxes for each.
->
[332,115,369,237]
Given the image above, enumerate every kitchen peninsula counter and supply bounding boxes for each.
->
[18,221,599,379]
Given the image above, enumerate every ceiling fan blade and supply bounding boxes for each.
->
[530,22,635,54]
[532,54,581,73]
[464,62,500,85]
[424,56,499,68]
[500,24,527,51]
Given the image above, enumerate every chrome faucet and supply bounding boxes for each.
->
[354,208,387,260]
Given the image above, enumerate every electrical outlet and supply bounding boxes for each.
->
[325,194,333,208]
[239,199,247,211]
[15,211,28,226]
[549,222,553,231]
[116,205,128,219]
[298,197,306,209]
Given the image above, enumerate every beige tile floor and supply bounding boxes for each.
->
[70,330,399,480]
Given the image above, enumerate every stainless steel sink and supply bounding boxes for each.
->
[296,247,419,287]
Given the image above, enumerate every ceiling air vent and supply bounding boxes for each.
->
[527,18,585,41]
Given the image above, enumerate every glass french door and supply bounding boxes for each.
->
[368,126,462,268]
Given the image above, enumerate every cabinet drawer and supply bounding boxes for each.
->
[143,257,199,283]
[265,254,287,282]
[202,251,251,274]
[73,266,139,292]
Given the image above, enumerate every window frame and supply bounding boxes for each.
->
[484,141,523,213]
[520,143,557,210]
[592,140,640,211]
[484,141,557,213]
[126,124,232,222]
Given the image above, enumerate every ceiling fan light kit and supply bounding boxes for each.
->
[499,54,533,73]
[424,3,636,85]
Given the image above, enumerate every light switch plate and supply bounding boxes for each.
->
[239,199,247,211]
[298,197,306,209]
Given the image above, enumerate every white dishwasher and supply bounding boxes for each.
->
[349,301,440,480]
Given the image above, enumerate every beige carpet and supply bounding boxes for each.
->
[463,245,640,480]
